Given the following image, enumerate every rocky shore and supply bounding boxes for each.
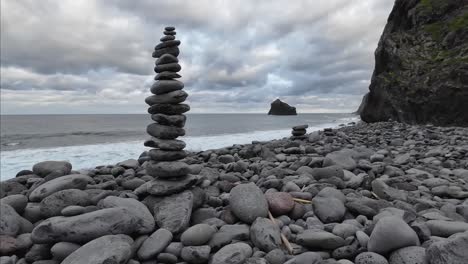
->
[1,121,468,264]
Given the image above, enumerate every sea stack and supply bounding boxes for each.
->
[144,27,191,181]
[268,99,297,115]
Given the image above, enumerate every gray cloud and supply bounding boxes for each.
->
[0,0,394,114]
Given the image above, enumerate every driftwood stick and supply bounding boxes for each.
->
[268,211,293,254]
[293,198,312,204]
[371,191,380,200]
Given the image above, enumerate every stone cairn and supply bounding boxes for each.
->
[291,124,308,138]
[143,27,195,199]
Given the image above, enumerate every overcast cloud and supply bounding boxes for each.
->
[0,0,394,114]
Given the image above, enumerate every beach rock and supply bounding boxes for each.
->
[296,230,345,250]
[146,161,190,178]
[144,137,186,150]
[323,151,357,170]
[155,71,181,80]
[50,242,81,261]
[156,53,178,64]
[368,216,419,254]
[0,194,28,214]
[372,179,408,201]
[268,99,297,115]
[147,123,185,139]
[181,245,211,264]
[145,90,188,105]
[209,224,250,249]
[265,249,286,264]
[265,192,295,216]
[148,103,190,115]
[97,196,155,234]
[388,246,426,264]
[32,161,72,178]
[0,235,16,255]
[151,113,187,127]
[291,252,323,264]
[210,242,252,264]
[0,180,27,198]
[148,149,187,161]
[0,203,22,236]
[426,231,468,264]
[152,46,179,58]
[313,197,346,223]
[250,217,281,252]
[355,252,388,264]
[25,243,52,262]
[229,183,269,224]
[181,224,216,246]
[312,165,344,180]
[137,228,173,260]
[154,62,181,73]
[61,234,133,264]
[146,175,198,196]
[29,174,91,202]
[155,40,181,50]
[117,159,139,169]
[426,220,468,237]
[154,191,193,233]
[39,189,90,218]
[31,207,140,243]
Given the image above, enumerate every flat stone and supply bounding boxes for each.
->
[372,179,408,201]
[229,183,269,224]
[154,62,181,73]
[146,161,190,178]
[313,197,346,223]
[155,71,181,80]
[144,137,186,150]
[355,252,388,264]
[292,129,306,136]
[250,217,281,252]
[0,194,28,214]
[293,124,308,130]
[31,207,141,243]
[426,220,468,237]
[160,35,175,41]
[388,246,426,264]
[61,205,86,216]
[164,30,176,35]
[181,224,216,246]
[152,46,179,58]
[61,235,133,264]
[323,150,357,170]
[368,216,419,255]
[154,191,193,233]
[39,189,90,217]
[265,248,286,264]
[147,123,185,139]
[147,175,198,196]
[265,192,295,216]
[32,161,72,178]
[155,40,181,50]
[211,242,252,264]
[312,165,345,180]
[145,90,188,105]
[155,53,178,66]
[0,203,22,236]
[29,174,91,202]
[208,224,250,249]
[50,242,81,261]
[148,149,187,161]
[0,179,27,198]
[332,223,360,239]
[148,103,190,115]
[291,252,323,264]
[116,159,139,169]
[137,228,173,260]
[97,196,155,234]
[165,26,175,31]
[426,231,468,264]
[150,80,184,95]
[151,113,186,127]
[296,230,345,250]
[181,245,211,264]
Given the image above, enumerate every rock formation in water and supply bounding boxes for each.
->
[360,0,468,126]
[268,99,297,115]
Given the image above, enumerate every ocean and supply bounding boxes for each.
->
[0,113,358,180]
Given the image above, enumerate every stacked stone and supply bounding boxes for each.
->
[291,124,308,137]
[144,26,191,181]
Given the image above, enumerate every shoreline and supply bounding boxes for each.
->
[1,121,468,263]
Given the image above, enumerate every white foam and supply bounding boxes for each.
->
[0,118,359,180]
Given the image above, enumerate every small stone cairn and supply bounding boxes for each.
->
[291,124,308,138]
[144,26,191,184]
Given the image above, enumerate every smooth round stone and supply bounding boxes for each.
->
[157,252,177,263]
[146,161,190,178]
[426,220,468,237]
[147,123,185,139]
[355,252,388,264]
[155,71,181,80]
[426,231,468,264]
[181,245,211,264]
[250,217,281,252]
[61,205,86,216]
[265,248,286,264]
[149,149,187,161]
[388,246,426,264]
[296,230,345,250]
[265,192,295,216]
[137,228,173,260]
[165,26,175,31]
[313,197,346,223]
[0,194,28,214]
[0,235,16,255]
[154,63,181,73]
[148,103,190,115]
[181,224,216,246]
[39,189,90,217]
[211,242,252,264]
[312,165,345,180]
[292,129,307,136]
[146,90,188,105]
[229,183,269,224]
[293,125,308,130]
[160,35,175,41]
[152,46,179,58]
[151,80,184,95]
[32,160,72,178]
[146,175,198,196]
[155,40,181,50]
[323,151,357,170]
[164,30,176,35]
[293,252,323,264]
[368,216,419,255]
[0,203,22,236]
[51,242,81,261]
[151,114,186,127]
[29,174,92,202]
[144,137,186,150]
[156,53,179,65]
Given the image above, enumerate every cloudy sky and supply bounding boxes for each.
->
[1,0,394,114]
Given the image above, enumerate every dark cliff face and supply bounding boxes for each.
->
[268,99,297,115]
[360,0,468,126]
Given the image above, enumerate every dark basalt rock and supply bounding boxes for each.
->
[268,99,297,115]
[360,0,468,126]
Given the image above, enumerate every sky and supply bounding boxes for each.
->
[0,0,394,114]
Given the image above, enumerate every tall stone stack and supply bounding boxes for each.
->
[144,26,191,183]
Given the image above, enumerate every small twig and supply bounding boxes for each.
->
[268,211,293,254]
[371,192,380,200]
[293,198,312,204]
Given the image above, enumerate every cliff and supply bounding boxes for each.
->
[268,99,297,115]
[360,0,468,126]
